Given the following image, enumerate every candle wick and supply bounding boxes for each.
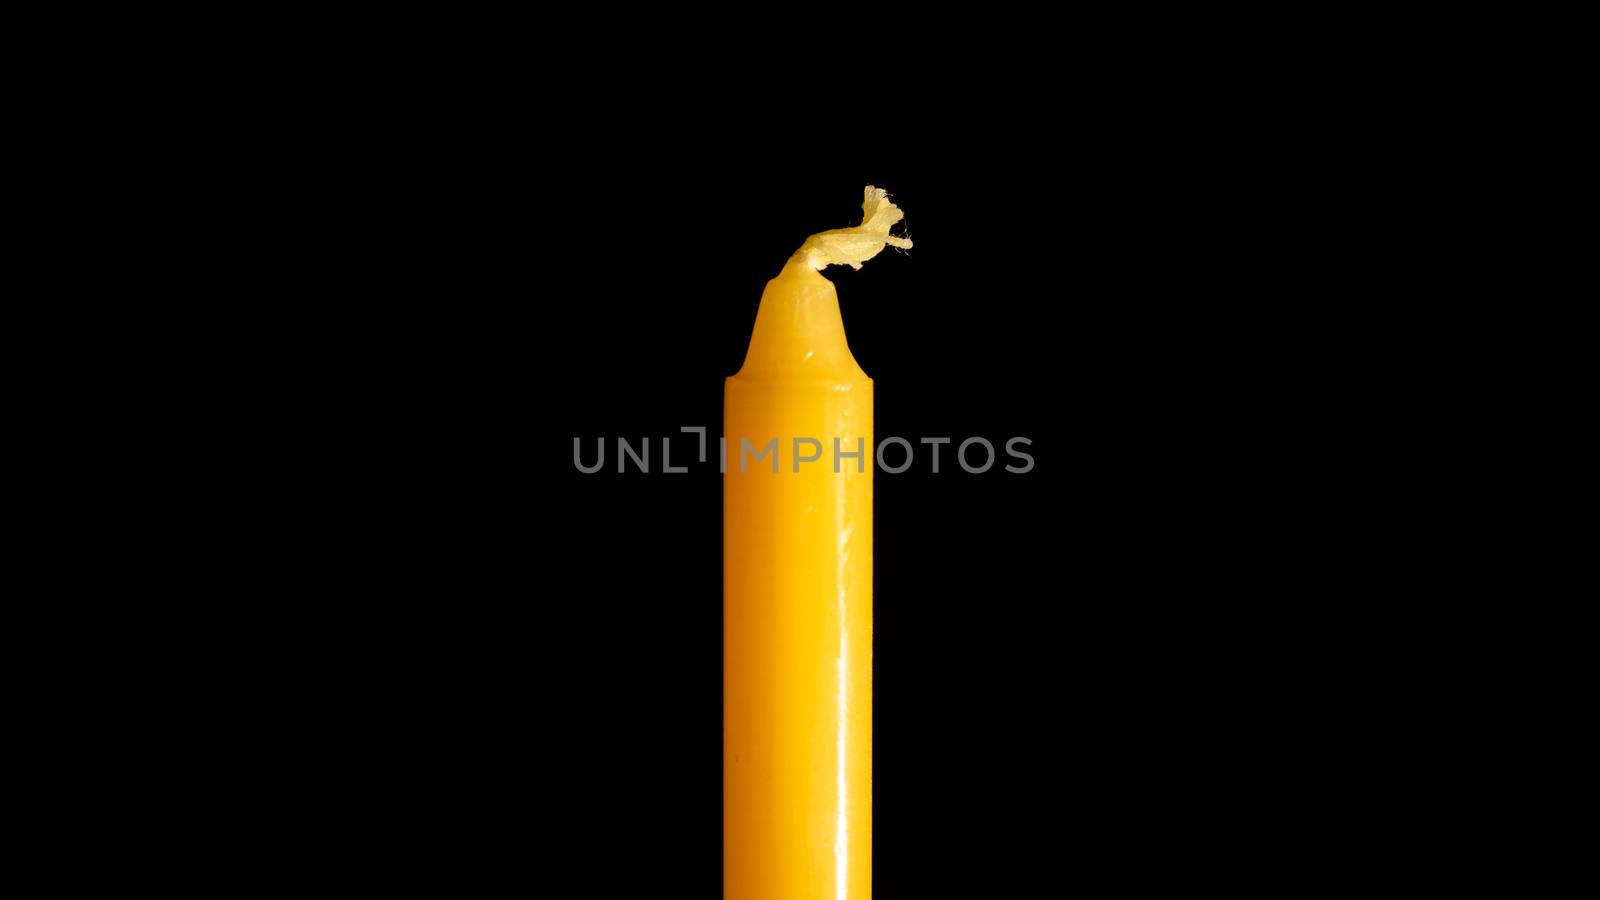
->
[795,185,913,272]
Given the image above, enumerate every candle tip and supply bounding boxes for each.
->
[795,185,913,272]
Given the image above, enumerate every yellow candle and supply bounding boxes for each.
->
[725,187,910,900]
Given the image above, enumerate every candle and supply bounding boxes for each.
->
[725,187,910,899]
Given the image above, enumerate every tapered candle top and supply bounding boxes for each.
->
[735,186,911,382]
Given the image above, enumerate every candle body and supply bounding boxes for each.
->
[725,261,872,900]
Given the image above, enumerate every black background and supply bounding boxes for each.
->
[37,11,1547,887]
[44,19,1532,893]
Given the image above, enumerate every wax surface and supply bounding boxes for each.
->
[725,259,874,900]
